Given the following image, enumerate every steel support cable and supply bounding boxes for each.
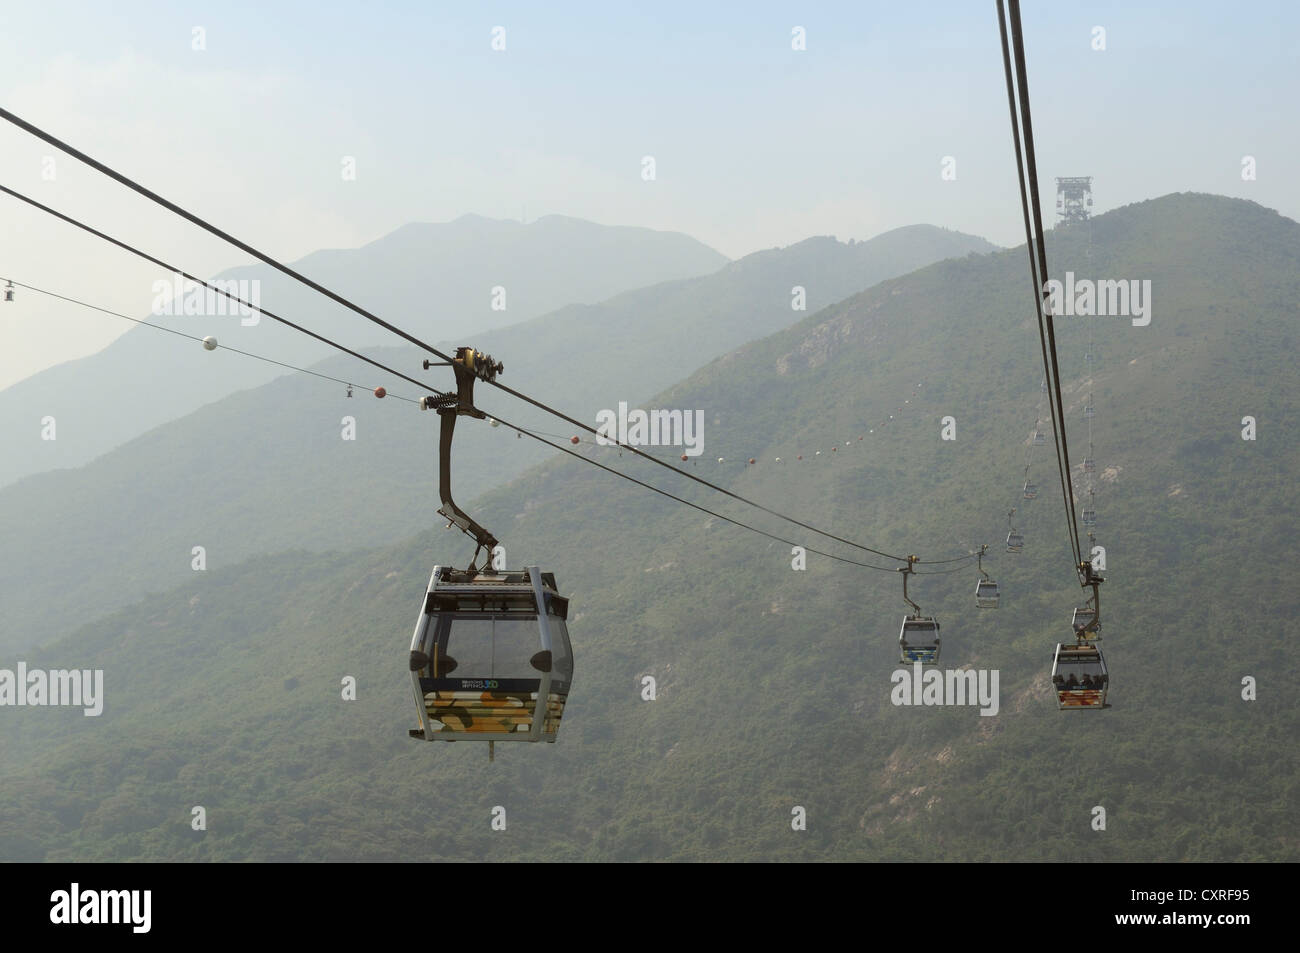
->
[0,276,420,403]
[996,22,1054,552]
[1086,210,1097,503]
[1017,377,1047,538]
[1,108,910,561]
[0,108,980,568]
[477,374,921,563]
[0,269,970,577]
[1009,16,1080,569]
[0,235,968,583]
[570,385,981,568]
[490,417,906,573]
[1,255,959,577]
[0,185,447,399]
[996,0,1084,579]
[1007,6,1084,569]
[0,107,452,366]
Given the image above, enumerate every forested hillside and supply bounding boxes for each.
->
[1,194,1295,862]
[0,224,994,653]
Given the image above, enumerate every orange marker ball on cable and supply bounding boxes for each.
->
[374,387,386,399]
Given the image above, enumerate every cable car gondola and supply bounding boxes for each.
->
[1081,507,1096,526]
[1083,456,1096,473]
[900,618,941,664]
[974,544,999,608]
[1032,429,1045,446]
[1005,510,1023,553]
[1083,405,1095,419]
[408,565,572,744]
[897,555,940,664]
[407,347,575,758]
[1051,642,1107,709]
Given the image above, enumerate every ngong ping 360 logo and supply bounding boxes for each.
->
[595,402,705,457]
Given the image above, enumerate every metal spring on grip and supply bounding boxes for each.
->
[420,393,460,411]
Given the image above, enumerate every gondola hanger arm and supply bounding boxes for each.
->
[420,347,506,571]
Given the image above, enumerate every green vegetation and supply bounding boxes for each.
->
[0,194,1295,862]
[0,224,994,654]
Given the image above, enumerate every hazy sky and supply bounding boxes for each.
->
[1,1,1296,387]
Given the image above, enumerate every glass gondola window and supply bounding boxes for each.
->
[545,602,574,693]
[1054,653,1105,684]
[434,614,539,680]
[901,618,940,638]
[975,580,1000,608]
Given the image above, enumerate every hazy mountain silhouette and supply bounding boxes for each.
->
[0,223,996,650]
[0,214,727,488]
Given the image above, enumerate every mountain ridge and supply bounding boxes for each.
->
[1,191,1294,862]
[0,222,997,653]
[0,214,730,488]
